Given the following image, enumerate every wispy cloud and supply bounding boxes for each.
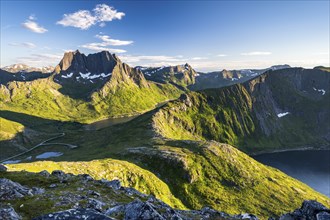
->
[217,54,228,57]
[241,51,272,56]
[28,14,36,20]
[9,42,36,48]
[16,53,62,67]
[22,15,48,33]
[191,57,208,60]
[57,4,125,30]
[81,44,127,53]
[81,34,132,53]
[95,34,133,46]
[119,55,185,64]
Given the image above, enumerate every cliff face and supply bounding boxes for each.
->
[152,68,330,152]
[55,50,119,75]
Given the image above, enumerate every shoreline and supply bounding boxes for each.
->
[250,145,330,156]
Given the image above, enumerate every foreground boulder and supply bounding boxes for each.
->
[0,204,21,220]
[279,200,330,220]
[32,209,113,220]
[1,171,329,220]
[0,164,7,172]
[0,178,44,200]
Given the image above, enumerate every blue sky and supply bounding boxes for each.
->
[1,1,329,71]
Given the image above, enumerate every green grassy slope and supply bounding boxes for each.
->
[1,67,329,219]
[0,76,181,123]
[0,117,24,141]
[6,140,329,218]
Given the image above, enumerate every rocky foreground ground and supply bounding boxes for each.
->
[0,164,329,220]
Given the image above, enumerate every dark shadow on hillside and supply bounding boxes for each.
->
[0,70,51,84]
[0,110,83,131]
[0,110,84,161]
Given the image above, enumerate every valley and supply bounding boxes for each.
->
[0,51,329,219]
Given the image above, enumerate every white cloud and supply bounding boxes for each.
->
[191,57,207,60]
[119,55,185,64]
[16,53,62,67]
[95,34,133,46]
[22,19,48,33]
[241,51,272,56]
[93,4,125,22]
[28,14,36,20]
[56,10,96,30]
[9,42,36,48]
[217,54,227,57]
[81,43,127,53]
[81,34,132,53]
[57,4,124,30]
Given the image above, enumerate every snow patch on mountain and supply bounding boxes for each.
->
[61,73,73,78]
[313,87,326,95]
[277,112,290,118]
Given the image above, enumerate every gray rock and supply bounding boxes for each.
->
[51,170,65,177]
[279,200,330,220]
[38,170,50,177]
[32,187,46,195]
[87,198,105,212]
[234,213,259,220]
[49,184,57,188]
[100,179,121,190]
[0,204,21,220]
[0,178,33,200]
[300,200,329,216]
[124,199,165,220]
[105,205,125,217]
[32,208,113,220]
[87,190,100,197]
[0,164,7,172]
[317,212,330,220]
[124,187,147,197]
[78,174,94,182]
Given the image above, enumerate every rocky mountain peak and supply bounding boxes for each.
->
[55,50,121,75]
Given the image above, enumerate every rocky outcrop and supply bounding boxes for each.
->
[0,204,22,220]
[0,169,329,220]
[279,200,330,220]
[33,209,113,220]
[0,164,7,172]
[55,50,119,75]
[0,178,44,200]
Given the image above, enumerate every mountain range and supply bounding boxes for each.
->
[0,50,329,219]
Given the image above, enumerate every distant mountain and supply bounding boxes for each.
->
[53,50,150,99]
[0,68,52,84]
[0,50,182,122]
[153,67,330,153]
[189,64,291,90]
[2,63,54,73]
[138,63,197,89]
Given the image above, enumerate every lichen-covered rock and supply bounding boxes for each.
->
[99,179,121,190]
[87,198,105,212]
[0,164,7,172]
[32,208,113,220]
[38,170,50,177]
[279,200,330,220]
[0,178,33,200]
[316,212,330,220]
[0,204,21,220]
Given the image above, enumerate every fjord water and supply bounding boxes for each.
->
[254,150,330,197]
[84,115,139,130]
